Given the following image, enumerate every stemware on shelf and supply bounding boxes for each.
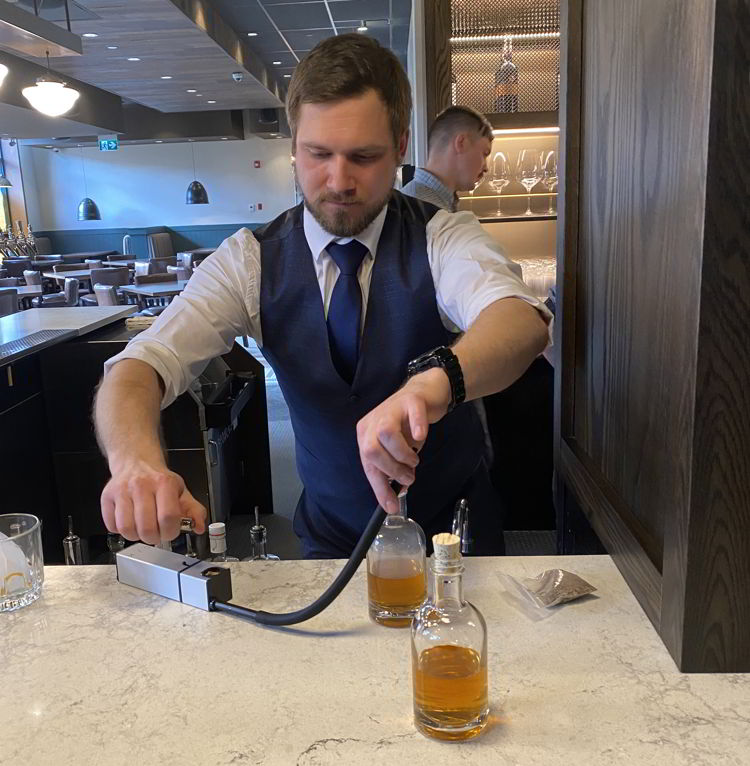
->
[516,148,542,216]
[488,151,511,217]
[542,150,558,215]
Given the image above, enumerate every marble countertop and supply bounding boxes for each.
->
[0,306,135,362]
[1,556,747,766]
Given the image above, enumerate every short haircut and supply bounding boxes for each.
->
[428,106,493,154]
[286,34,412,149]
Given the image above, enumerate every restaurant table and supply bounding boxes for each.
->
[15,284,43,309]
[119,279,189,307]
[2,555,747,766]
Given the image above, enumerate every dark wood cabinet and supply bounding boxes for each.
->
[556,0,750,671]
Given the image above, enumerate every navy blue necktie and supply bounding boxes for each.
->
[326,240,368,384]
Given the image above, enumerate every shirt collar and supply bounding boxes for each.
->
[413,168,458,212]
[303,202,388,263]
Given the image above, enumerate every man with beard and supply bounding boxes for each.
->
[94,35,551,558]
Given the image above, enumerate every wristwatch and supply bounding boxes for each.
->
[407,346,466,412]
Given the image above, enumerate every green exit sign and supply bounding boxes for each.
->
[99,138,119,151]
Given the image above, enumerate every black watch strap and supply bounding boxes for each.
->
[407,346,466,412]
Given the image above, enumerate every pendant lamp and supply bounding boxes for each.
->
[0,63,8,88]
[22,52,79,117]
[185,141,209,204]
[77,147,100,221]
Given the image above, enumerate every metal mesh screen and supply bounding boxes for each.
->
[451,0,560,114]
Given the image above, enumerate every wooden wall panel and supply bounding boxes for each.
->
[572,0,713,561]
[661,0,750,673]
[423,0,452,127]
[558,0,750,671]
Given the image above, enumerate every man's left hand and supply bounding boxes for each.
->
[356,368,452,513]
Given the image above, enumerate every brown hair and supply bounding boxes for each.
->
[286,34,412,149]
[428,106,493,153]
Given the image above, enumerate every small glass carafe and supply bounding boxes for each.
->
[366,488,427,627]
[411,533,489,741]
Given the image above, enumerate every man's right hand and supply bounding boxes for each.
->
[100,459,207,545]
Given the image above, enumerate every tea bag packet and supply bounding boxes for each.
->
[521,569,596,608]
[498,568,596,617]
[0,531,34,596]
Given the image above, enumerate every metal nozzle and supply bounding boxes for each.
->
[451,499,472,555]
[63,515,83,565]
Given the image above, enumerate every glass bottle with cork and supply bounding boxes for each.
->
[411,532,489,740]
[366,487,427,627]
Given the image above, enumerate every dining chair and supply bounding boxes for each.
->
[0,287,18,317]
[79,267,130,305]
[33,278,79,307]
[134,273,177,285]
[22,271,42,286]
[53,262,88,272]
[93,285,119,306]
[166,266,191,280]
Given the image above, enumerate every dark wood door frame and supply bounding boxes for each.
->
[555,0,750,672]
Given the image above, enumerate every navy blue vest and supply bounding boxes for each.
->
[256,191,483,555]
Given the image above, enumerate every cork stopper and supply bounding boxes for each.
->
[432,532,461,564]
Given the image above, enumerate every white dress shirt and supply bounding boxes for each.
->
[105,202,552,408]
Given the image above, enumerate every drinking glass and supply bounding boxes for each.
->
[488,151,511,216]
[516,149,542,216]
[542,150,558,214]
[1,514,44,611]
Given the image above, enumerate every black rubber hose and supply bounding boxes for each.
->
[210,489,395,626]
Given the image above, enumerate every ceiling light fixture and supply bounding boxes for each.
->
[207,100,216,104]
[127,57,140,62]
[247,32,258,37]
[221,137,228,140]
[187,89,196,93]
[0,63,8,87]
[22,52,80,117]
[161,75,172,80]
[195,93,202,97]
[155,140,163,143]
[0,175,11,188]
[272,61,281,65]
[284,74,291,78]
[358,21,368,32]
[82,33,98,38]
[77,147,101,221]
[106,45,118,50]
[186,142,209,205]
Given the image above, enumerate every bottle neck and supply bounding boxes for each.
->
[430,560,465,606]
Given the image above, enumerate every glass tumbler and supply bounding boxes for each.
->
[0,514,44,612]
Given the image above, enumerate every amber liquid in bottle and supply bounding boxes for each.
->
[367,558,427,627]
[412,644,488,741]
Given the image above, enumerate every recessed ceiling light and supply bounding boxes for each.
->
[161,75,172,80]
[272,61,282,65]
[207,100,216,104]
[127,57,140,62]
[155,140,163,143]
[106,45,118,50]
[187,89,196,93]
[247,32,258,37]
[45,145,53,148]
[82,33,98,38]
[284,74,291,78]
[221,137,228,140]
[196,94,203,97]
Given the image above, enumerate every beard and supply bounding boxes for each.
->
[297,170,394,238]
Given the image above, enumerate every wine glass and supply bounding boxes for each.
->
[541,150,558,215]
[516,149,542,216]
[488,151,511,217]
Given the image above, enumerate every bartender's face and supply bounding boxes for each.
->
[294,89,407,237]
[456,133,492,191]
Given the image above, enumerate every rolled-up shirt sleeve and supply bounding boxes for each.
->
[427,210,553,344]
[103,228,260,408]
